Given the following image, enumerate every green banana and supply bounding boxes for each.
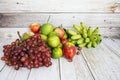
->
[71,35,81,40]
[82,33,87,38]
[71,40,77,45]
[73,24,82,34]
[80,22,87,29]
[90,35,97,41]
[67,30,77,36]
[96,34,102,44]
[87,42,92,48]
[68,38,72,42]
[78,43,87,48]
[92,27,99,34]
[77,38,84,44]
[87,27,92,37]
[85,38,90,43]
[92,41,97,48]
[82,28,87,33]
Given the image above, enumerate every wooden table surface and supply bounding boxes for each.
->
[0,0,120,80]
[0,28,120,80]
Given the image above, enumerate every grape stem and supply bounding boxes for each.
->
[17,31,22,42]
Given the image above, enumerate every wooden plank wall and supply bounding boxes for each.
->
[0,0,120,38]
[0,0,120,13]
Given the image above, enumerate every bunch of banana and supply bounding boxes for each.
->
[66,22,102,48]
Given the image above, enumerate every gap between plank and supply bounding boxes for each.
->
[58,59,61,80]
[0,64,6,72]
[102,42,120,57]
[26,70,31,80]
[81,50,95,80]
[0,12,120,14]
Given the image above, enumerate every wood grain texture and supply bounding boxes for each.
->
[0,66,30,80]
[82,40,120,80]
[0,13,120,38]
[0,27,120,80]
[0,39,16,71]
[60,56,94,80]
[0,0,120,13]
[0,28,60,80]
[102,38,120,56]
[28,59,60,80]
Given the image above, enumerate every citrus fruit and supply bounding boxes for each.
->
[41,34,47,41]
[41,23,54,35]
[48,32,58,37]
[47,36,60,48]
[52,48,63,59]
[57,43,63,48]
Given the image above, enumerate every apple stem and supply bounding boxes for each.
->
[47,15,51,23]
[17,31,22,42]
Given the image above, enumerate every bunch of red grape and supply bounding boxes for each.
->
[1,33,52,70]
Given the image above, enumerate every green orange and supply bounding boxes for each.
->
[47,36,60,48]
[41,23,54,35]
[52,48,63,59]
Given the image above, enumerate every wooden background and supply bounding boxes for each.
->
[0,0,120,38]
[0,0,120,80]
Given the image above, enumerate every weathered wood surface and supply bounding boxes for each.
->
[0,28,120,80]
[0,0,120,13]
[28,59,60,80]
[82,42,120,80]
[0,13,120,38]
[60,56,94,80]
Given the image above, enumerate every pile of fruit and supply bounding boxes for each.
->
[1,21,102,70]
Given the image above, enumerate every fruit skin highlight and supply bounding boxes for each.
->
[52,48,63,59]
[47,36,60,48]
[41,23,54,35]
[63,42,76,62]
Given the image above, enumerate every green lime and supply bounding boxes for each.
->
[57,43,63,48]
[48,32,58,37]
[47,36,60,48]
[41,23,54,35]
[41,34,47,41]
[52,48,63,59]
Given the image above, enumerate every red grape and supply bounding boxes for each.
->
[1,33,52,70]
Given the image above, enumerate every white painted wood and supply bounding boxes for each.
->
[14,68,30,80]
[0,39,16,71]
[60,56,94,80]
[0,66,30,80]
[0,66,13,79]
[0,28,60,80]
[0,13,120,28]
[82,39,120,80]
[28,59,60,80]
[0,0,120,13]
[0,13,120,37]
[102,38,120,56]
[112,38,120,47]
